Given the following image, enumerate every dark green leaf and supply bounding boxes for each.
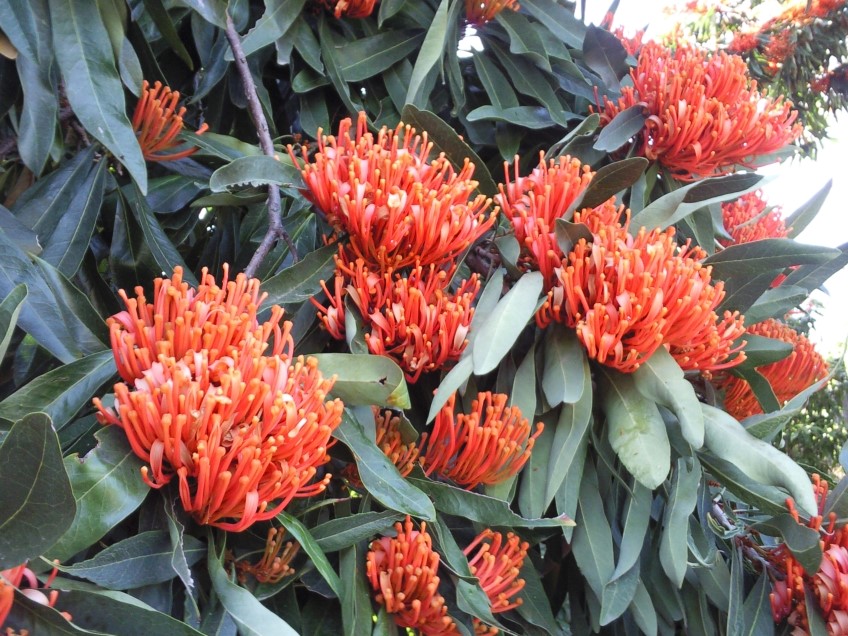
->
[339,543,372,636]
[743,285,809,325]
[741,572,774,636]
[173,0,227,27]
[49,0,147,192]
[311,511,403,552]
[611,482,651,579]
[0,413,76,567]
[629,579,658,636]
[426,355,473,423]
[143,0,194,68]
[48,426,149,561]
[786,179,831,239]
[546,114,601,160]
[5,587,102,635]
[0,204,41,255]
[164,495,198,600]
[472,53,519,111]
[0,284,26,362]
[340,30,424,82]
[276,511,341,596]
[571,462,614,597]
[568,157,648,213]
[659,458,700,588]
[594,105,646,152]
[553,219,593,256]
[260,243,337,308]
[727,548,744,636]
[783,241,848,295]
[239,0,307,57]
[318,15,363,115]
[516,558,559,633]
[518,413,555,519]
[496,10,551,71]
[209,155,304,193]
[752,513,822,574]
[705,239,839,280]
[600,563,639,625]
[335,410,435,520]
[466,105,556,129]
[582,24,629,92]
[405,0,448,107]
[15,54,58,176]
[541,323,588,406]
[519,0,585,47]
[742,374,830,441]
[806,586,829,636]
[312,353,410,409]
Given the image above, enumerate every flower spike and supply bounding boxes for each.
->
[133,80,208,162]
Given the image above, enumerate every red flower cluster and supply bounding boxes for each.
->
[538,207,747,375]
[316,257,479,383]
[236,527,300,584]
[720,191,788,246]
[132,80,208,162]
[315,0,377,18]
[343,408,421,487]
[95,266,344,532]
[596,41,801,180]
[464,529,528,612]
[420,392,543,489]
[1,563,69,628]
[366,517,459,635]
[465,0,520,25]
[720,318,828,420]
[769,475,848,634]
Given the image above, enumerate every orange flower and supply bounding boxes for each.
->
[315,0,377,18]
[315,257,479,383]
[721,191,788,245]
[289,112,495,270]
[343,408,420,488]
[466,0,520,25]
[366,516,459,635]
[763,32,797,74]
[596,41,801,180]
[463,530,528,613]
[720,319,828,420]
[497,152,623,288]
[1,563,69,627]
[132,80,208,162]
[237,527,300,584]
[108,265,281,383]
[420,392,543,489]
[539,210,746,374]
[96,349,343,532]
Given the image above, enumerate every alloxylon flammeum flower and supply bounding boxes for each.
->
[420,392,543,490]
[596,41,801,181]
[316,256,480,383]
[1,563,68,628]
[721,191,788,246]
[289,112,496,271]
[236,527,300,584]
[720,318,828,420]
[315,0,377,18]
[366,516,459,635]
[95,267,344,532]
[343,407,421,488]
[537,206,747,375]
[466,0,520,25]
[132,80,208,162]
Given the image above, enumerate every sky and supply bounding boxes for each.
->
[582,0,848,355]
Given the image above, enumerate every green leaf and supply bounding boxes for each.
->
[340,30,424,81]
[632,347,704,448]
[704,239,839,280]
[541,327,587,406]
[582,24,629,91]
[0,413,76,568]
[516,558,559,634]
[311,511,403,552]
[473,53,520,112]
[741,572,774,636]
[408,476,574,529]
[0,284,26,362]
[496,9,551,71]
[58,530,204,589]
[594,104,646,152]
[718,271,781,316]
[727,547,745,636]
[49,0,147,192]
[339,543,372,636]
[466,105,556,129]
[742,374,830,441]
[334,410,435,520]
[239,0,307,57]
[611,482,652,579]
[697,452,789,515]
[15,54,58,176]
[519,0,585,47]
[312,353,410,409]
[599,368,670,489]
[752,513,822,574]
[317,15,363,116]
[143,0,194,68]
[0,204,41,255]
[164,494,199,601]
[405,0,448,107]
[208,537,299,636]
[378,0,406,26]
[743,285,809,325]
[0,350,115,430]
[571,462,614,597]
[783,241,848,296]
[5,588,102,635]
[518,413,555,519]
[401,105,498,197]
[209,155,304,193]
[806,585,829,636]
[633,173,763,231]
[471,271,543,375]
[546,114,601,160]
[567,157,648,214]
[600,563,639,625]
[629,579,658,636]
[786,179,831,239]
[173,0,227,27]
[738,334,793,369]
[659,458,701,588]
[426,355,473,423]
[260,243,337,308]
[48,426,149,561]
[276,511,341,596]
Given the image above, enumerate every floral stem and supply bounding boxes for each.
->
[223,13,297,278]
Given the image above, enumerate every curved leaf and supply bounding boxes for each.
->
[312,353,410,409]
[659,458,701,588]
[209,155,304,193]
[594,104,646,152]
[405,0,448,107]
[0,284,27,362]
[276,511,341,597]
[260,243,337,308]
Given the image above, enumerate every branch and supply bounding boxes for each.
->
[223,13,297,278]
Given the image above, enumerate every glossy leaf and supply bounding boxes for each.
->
[239,0,307,57]
[310,511,403,553]
[209,155,304,193]
[743,284,809,325]
[519,0,585,47]
[312,353,410,409]
[704,239,839,280]
[0,413,76,567]
[339,543,372,636]
[405,0,448,107]
[426,355,473,423]
[567,157,648,214]
[786,179,832,239]
[594,104,646,152]
[260,243,337,308]
[340,30,424,81]
[276,511,341,596]
[0,284,26,362]
[582,24,629,92]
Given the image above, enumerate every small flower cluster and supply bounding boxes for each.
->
[366,517,529,635]
[720,318,828,420]
[294,113,494,382]
[769,475,848,634]
[420,391,543,489]
[132,80,208,162]
[465,0,520,25]
[596,41,801,180]
[236,527,300,584]
[94,266,344,532]
[720,191,788,246]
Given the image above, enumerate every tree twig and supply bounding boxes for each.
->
[223,13,297,278]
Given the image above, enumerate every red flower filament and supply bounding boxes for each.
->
[132,80,208,162]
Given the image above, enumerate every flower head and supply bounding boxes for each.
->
[420,392,543,489]
[596,41,801,180]
[720,319,828,420]
[1,563,69,627]
[132,80,208,162]
[237,527,300,584]
[463,529,528,614]
[290,112,495,271]
[721,191,788,245]
[343,408,421,488]
[466,0,520,25]
[366,516,458,635]
[315,256,479,383]
[315,0,377,18]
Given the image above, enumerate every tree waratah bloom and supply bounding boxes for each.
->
[315,257,480,383]
[595,41,801,181]
[720,318,828,420]
[132,80,208,162]
[465,0,520,25]
[538,208,747,374]
[343,408,421,487]
[315,0,377,18]
[366,516,459,635]
[496,152,623,288]
[107,265,278,383]
[463,529,528,617]
[236,527,300,584]
[721,191,788,246]
[1,563,69,627]
[419,392,543,490]
[289,112,496,271]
